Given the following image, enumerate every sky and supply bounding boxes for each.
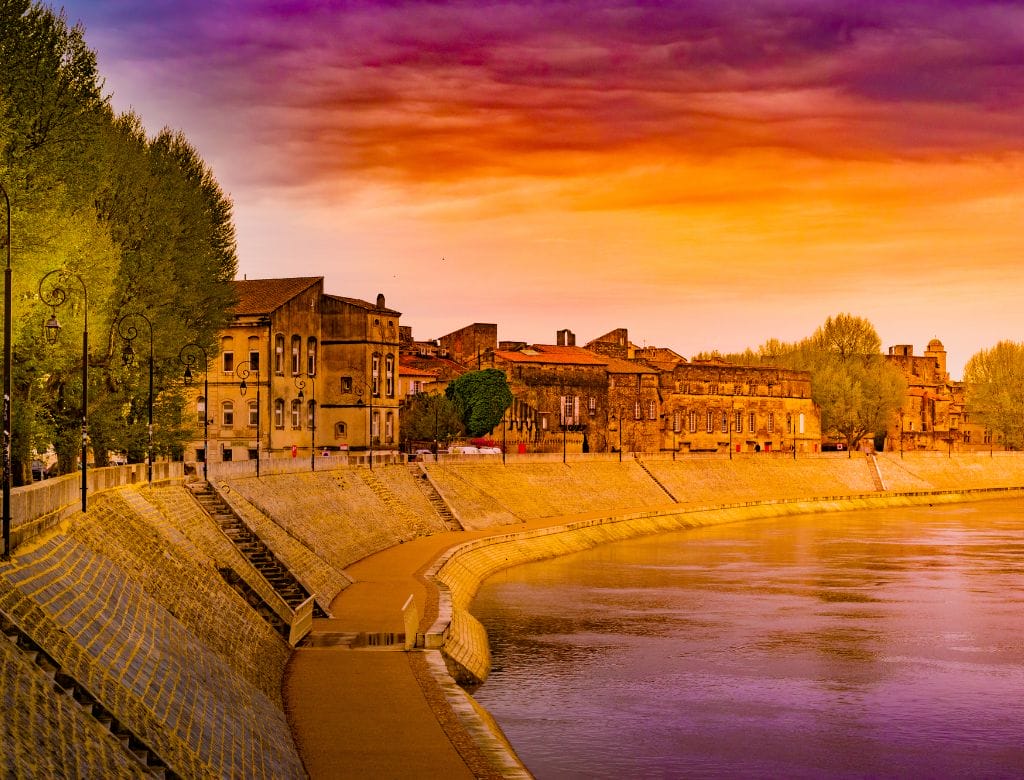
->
[56,0,1024,378]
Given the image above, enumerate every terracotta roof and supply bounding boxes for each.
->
[398,358,438,378]
[495,344,608,366]
[230,277,322,316]
[604,356,657,374]
[325,294,401,317]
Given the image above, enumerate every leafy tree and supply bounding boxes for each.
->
[445,369,513,438]
[963,341,1024,450]
[400,393,464,446]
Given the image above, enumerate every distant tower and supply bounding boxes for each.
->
[924,338,947,378]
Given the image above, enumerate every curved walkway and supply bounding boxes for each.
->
[283,507,670,778]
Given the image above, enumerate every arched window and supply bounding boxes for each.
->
[274,398,285,429]
[197,396,206,425]
[291,399,302,429]
[307,337,317,376]
[307,400,316,429]
[275,334,285,374]
[291,335,301,375]
[371,410,380,440]
[372,353,381,396]
[248,400,258,427]
[335,421,347,439]
[385,411,394,443]
[221,400,234,427]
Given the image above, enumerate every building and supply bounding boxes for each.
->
[182,277,401,467]
[885,339,993,453]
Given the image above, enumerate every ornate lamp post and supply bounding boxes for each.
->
[294,376,316,472]
[236,360,261,478]
[117,313,153,483]
[39,270,88,512]
[179,343,209,481]
[1,182,11,558]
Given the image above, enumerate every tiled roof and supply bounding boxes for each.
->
[604,356,657,374]
[325,294,401,316]
[398,358,437,378]
[230,277,322,316]
[495,345,609,366]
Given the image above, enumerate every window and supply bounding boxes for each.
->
[221,337,233,374]
[963,430,971,444]
[197,396,206,425]
[222,445,232,462]
[248,350,260,373]
[196,447,206,463]
[648,400,657,420]
[385,354,395,397]
[275,334,285,374]
[673,411,681,433]
[341,376,353,394]
[385,411,394,443]
[291,335,301,375]
[589,396,597,416]
[372,410,380,439]
[274,399,284,429]
[735,410,742,433]
[222,401,234,427]
[372,354,380,396]
[721,412,728,434]
[787,413,793,434]
[335,421,347,438]
[799,413,805,434]
[291,399,302,429]
[634,401,642,420]
[248,400,258,427]
[749,412,756,433]
[706,410,714,434]
[767,412,774,434]
[307,337,317,376]
[688,411,698,433]
[307,400,316,430]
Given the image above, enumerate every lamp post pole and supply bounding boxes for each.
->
[179,343,209,481]
[40,270,88,512]
[1,183,11,558]
[294,376,315,471]
[236,360,260,478]
[116,313,153,483]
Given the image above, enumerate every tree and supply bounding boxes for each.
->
[400,393,464,446]
[445,369,513,438]
[963,341,1024,450]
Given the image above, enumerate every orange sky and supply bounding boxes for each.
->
[61,0,1024,377]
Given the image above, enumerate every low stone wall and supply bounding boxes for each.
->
[427,488,1024,685]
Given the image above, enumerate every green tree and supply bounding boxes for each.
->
[400,393,464,446]
[963,341,1024,450]
[445,369,513,438]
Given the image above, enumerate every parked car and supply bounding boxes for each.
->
[449,445,480,455]
[477,447,502,455]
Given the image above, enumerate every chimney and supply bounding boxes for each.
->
[557,328,575,347]
[376,293,385,309]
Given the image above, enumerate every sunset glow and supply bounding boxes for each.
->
[60,0,1024,376]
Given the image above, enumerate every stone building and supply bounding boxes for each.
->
[884,339,993,453]
[182,277,400,467]
[438,322,498,369]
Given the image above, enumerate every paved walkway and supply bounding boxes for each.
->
[283,506,679,778]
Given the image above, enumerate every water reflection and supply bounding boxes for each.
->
[472,499,1024,779]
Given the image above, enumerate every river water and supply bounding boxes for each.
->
[471,499,1024,778]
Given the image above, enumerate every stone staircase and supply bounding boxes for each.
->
[407,464,462,531]
[635,457,679,502]
[1,607,175,778]
[190,483,327,625]
[867,454,887,491]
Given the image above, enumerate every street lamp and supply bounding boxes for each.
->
[294,376,316,472]
[236,359,261,478]
[117,313,153,484]
[1,182,11,558]
[39,269,88,512]
[179,343,209,481]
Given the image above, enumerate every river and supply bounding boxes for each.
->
[470,498,1024,778]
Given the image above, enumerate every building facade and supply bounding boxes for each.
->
[182,278,400,467]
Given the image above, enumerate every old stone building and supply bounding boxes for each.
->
[884,339,994,453]
[182,277,400,467]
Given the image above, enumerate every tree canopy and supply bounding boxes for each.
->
[445,369,513,438]
[1,1,237,482]
[963,341,1024,450]
[399,393,465,446]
